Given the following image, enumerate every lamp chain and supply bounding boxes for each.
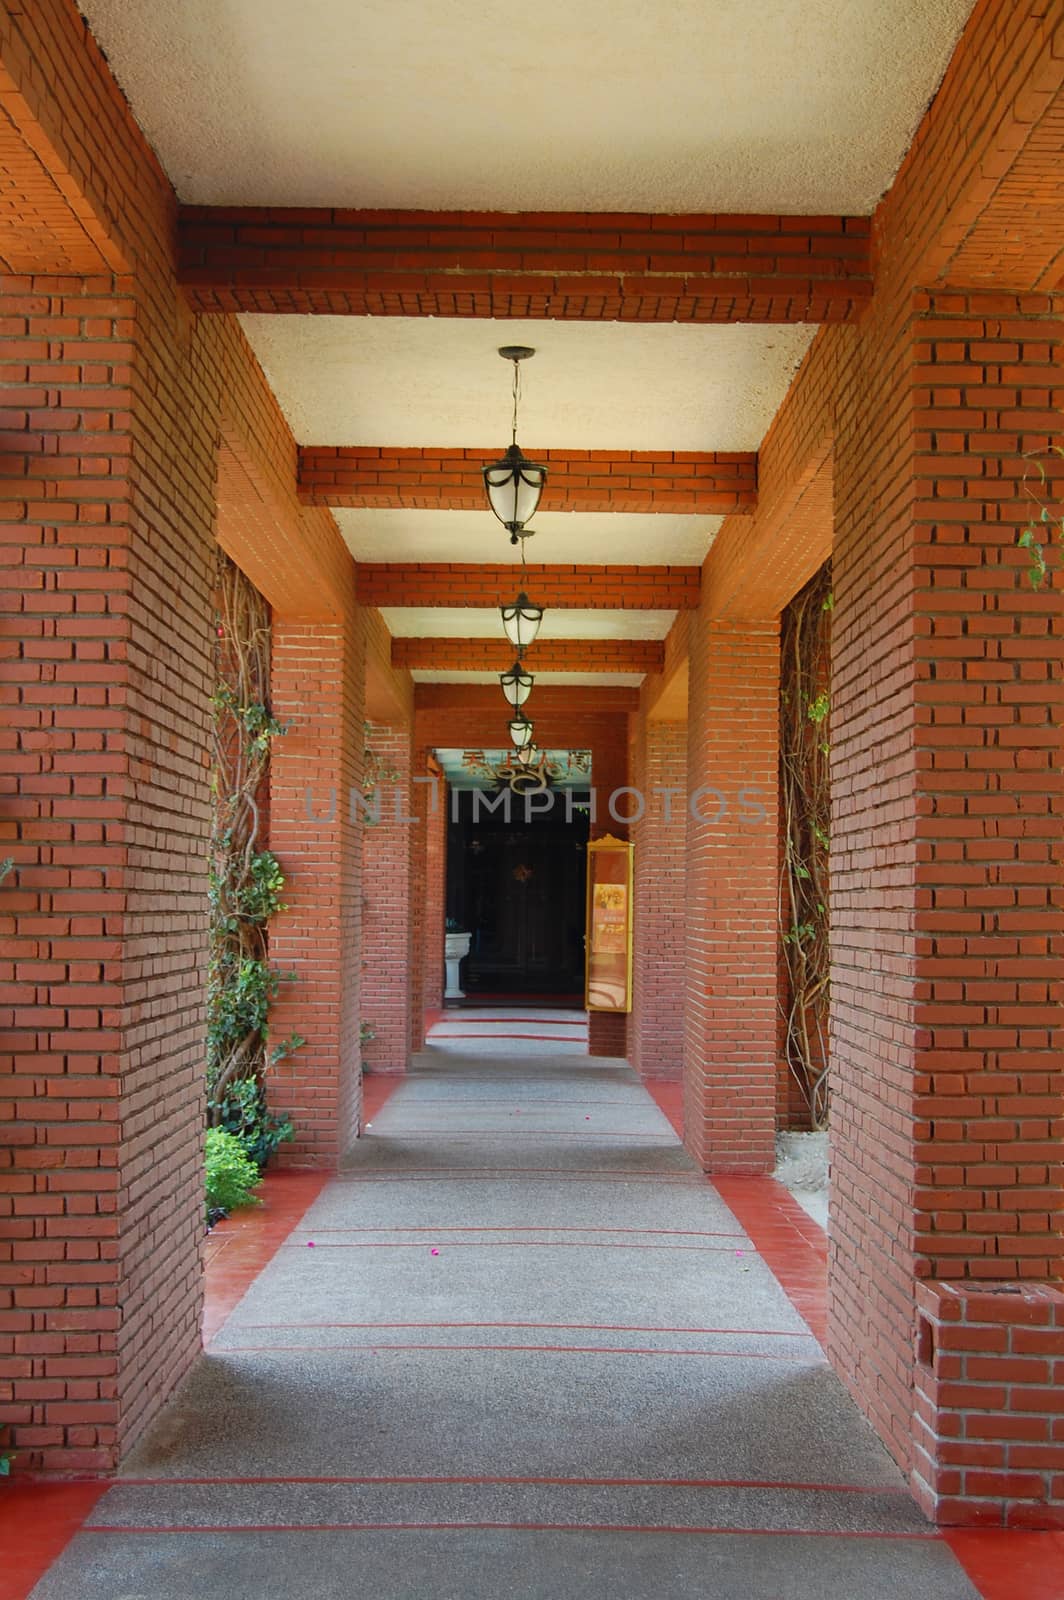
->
[511,357,520,447]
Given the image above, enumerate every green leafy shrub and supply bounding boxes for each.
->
[205,1128,263,1217]
[215,1076,294,1168]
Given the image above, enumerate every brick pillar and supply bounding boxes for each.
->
[1,278,216,1471]
[683,619,779,1173]
[424,777,448,1014]
[269,614,365,1163]
[409,750,443,1048]
[588,717,631,1058]
[630,714,687,1080]
[830,291,1064,1526]
[361,721,414,1074]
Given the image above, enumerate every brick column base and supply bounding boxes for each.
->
[913,1282,1064,1528]
[588,1011,628,1058]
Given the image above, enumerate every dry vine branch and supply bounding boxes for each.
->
[778,562,832,1129]
[207,550,296,1127]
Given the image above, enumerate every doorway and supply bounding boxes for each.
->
[446,786,590,1000]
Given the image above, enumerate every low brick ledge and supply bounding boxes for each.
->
[912,1280,1064,1529]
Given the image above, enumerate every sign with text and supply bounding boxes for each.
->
[585,834,634,1014]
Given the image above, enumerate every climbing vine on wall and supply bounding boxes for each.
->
[778,561,832,1129]
[1017,447,1064,587]
[207,551,299,1155]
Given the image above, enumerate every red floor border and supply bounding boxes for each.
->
[945,1530,1064,1600]
[203,1168,331,1344]
[0,1483,108,1600]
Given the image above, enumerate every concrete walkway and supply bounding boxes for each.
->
[30,1047,982,1599]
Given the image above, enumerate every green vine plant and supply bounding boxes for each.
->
[1017,447,1064,587]
[360,721,404,824]
[207,552,299,1170]
[778,562,832,1130]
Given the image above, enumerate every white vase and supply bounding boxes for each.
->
[444,931,472,999]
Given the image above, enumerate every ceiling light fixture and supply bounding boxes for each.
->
[482,346,547,544]
[500,590,544,654]
[508,711,535,750]
[500,658,534,708]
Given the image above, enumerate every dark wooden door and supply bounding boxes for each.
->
[447,795,588,995]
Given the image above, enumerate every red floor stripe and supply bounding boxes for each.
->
[0,1483,109,1600]
[82,1521,939,1541]
[427,1032,588,1042]
[291,1240,747,1252]
[235,1320,814,1337]
[289,1226,746,1237]
[218,1342,826,1362]
[944,1531,1064,1600]
[203,1170,331,1344]
[114,1471,907,1494]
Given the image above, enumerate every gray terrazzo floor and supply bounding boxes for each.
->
[30,1045,981,1600]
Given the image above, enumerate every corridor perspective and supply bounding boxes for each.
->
[5,1,1064,1595]
[26,1038,985,1600]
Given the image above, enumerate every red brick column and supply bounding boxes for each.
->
[424,778,448,1014]
[409,751,444,1048]
[630,714,687,1080]
[268,614,365,1163]
[830,293,1064,1526]
[588,718,631,1058]
[1,280,216,1471]
[683,619,780,1173]
[361,721,414,1074]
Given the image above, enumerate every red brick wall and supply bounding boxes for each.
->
[630,715,687,1081]
[829,290,1064,1505]
[268,619,365,1163]
[361,721,414,1075]
[0,0,360,1473]
[683,620,780,1174]
[0,271,217,1473]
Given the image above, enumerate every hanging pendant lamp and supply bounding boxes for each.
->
[508,710,535,750]
[500,658,534,708]
[483,347,547,544]
[500,590,544,654]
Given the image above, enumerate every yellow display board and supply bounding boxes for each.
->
[585,834,634,1013]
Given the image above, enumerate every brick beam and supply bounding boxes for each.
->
[911,13,1064,291]
[413,682,639,714]
[392,637,663,674]
[178,208,872,323]
[0,2,142,274]
[300,447,757,514]
[356,563,699,610]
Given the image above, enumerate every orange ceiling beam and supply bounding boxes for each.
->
[392,637,664,673]
[300,446,756,514]
[355,563,700,610]
[178,208,872,323]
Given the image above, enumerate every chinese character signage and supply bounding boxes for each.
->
[585,834,634,1013]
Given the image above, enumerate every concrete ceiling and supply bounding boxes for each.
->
[380,609,678,642]
[241,317,815,452]
[79,1,973,214]
[75,0,975,689]
[340,510,721,567]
